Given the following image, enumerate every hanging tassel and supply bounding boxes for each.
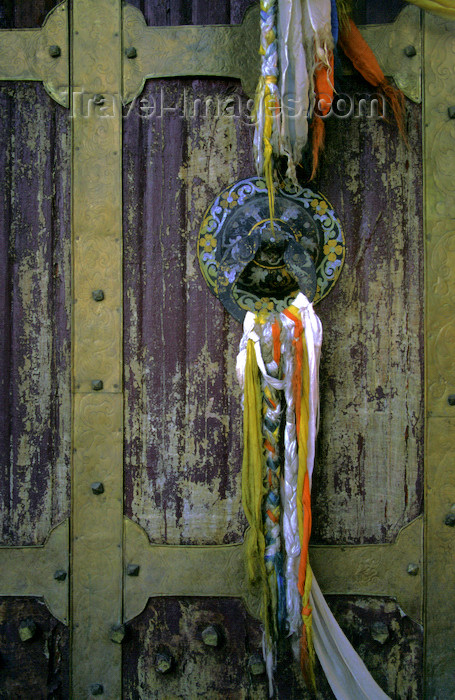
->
[310,116,325,181]
[310,51,334,180]
[338,18,406,138]
[241,334,271,640]
[283,302,315,689]
[335,0,353,31]
[278,0,310,184]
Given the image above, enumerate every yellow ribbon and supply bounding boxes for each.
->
[405,0,455,19]
[242,339,272,643]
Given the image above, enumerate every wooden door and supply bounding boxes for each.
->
[0,1,453,698]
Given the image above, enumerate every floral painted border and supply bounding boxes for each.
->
[198,177,345,319]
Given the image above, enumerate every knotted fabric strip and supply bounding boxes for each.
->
[237,293,391,699]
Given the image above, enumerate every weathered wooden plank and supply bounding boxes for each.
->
[0,0,59,30]
[122,594,422,699]
[0,597,69,698]
[122,597,273,700]
[313,96,423,544]
[325,595,423,700]
[123,74,251,545]
[0,82,71,547]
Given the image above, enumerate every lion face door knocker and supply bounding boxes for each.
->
[197,177,345,322]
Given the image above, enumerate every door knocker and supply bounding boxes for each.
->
[197,177,345,322]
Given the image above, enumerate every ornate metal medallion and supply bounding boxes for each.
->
[198,177,345,321]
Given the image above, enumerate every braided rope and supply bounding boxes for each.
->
[253,0,281,224]
[260,319,282,695]
[281,313,302,635]
[261,320,286,637]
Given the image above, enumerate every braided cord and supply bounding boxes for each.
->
[261,320,286,639]
[253,0,280,226]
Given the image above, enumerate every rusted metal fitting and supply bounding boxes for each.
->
[126,563,140,577]
[155,650,174,674]
[92,289,105,302]
[248,654,265,676]
[91,482,104,495]
[201,624,221,647]
[110,623,126,644]
[54,569,67,581]
[18,618,38,642]
[92,380,103,391]
[48,44,61,58]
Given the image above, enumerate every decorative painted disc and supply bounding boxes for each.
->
[198,177,345,322]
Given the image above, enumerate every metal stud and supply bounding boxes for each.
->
[201,624,221,647]
[18,618,37,643]
[406,563,419,576]
[448,393,455,404]
[92,94,105,106]
[48,44,61,58]
[248,654,265,676]
[125,46,137,59]
[404,44,416,57]
[444,512,455,527]
[126,563,140,577]
[110,623,126,644]
[92,289,105,302]
[91,482,104,495]
[92,380,103,391]
[54,569,67,581]
[371,621,389,644]
[89,683,104,696]
[155,650,174,674]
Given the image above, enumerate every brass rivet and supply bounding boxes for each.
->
[92,289,104,302]
[202,624,221,647]
[18,618,37,643]
[92,380,103,391]
[155,650,174,674]
[248,654,265,676]
[448,393,455,404]
[54,569,67,581]
[89,683,104,696]
[91,482,104,495]
[110,623,126,644]
[49,44,61,58]
[406,563,419,576]
[404,44,416,57]
[126,563,140,576]
[125,46,137,59]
